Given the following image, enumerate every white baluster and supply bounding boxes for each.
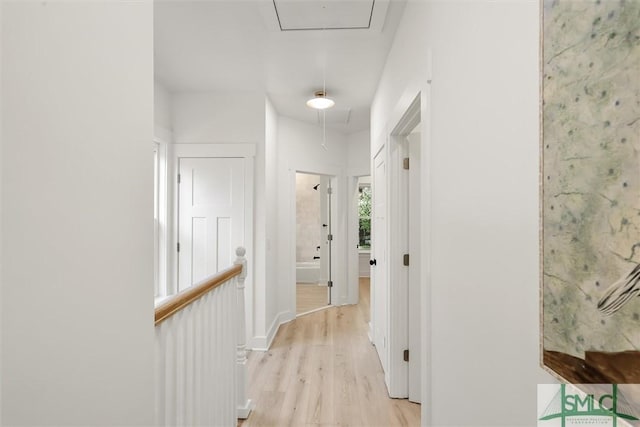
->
[234,247,253,419]
[156,259,244,426]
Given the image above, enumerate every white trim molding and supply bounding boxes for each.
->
[250,310,293,351]
[173,143,256,158]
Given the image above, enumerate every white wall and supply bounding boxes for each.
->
[372,1,553,425]
[154,80,173,135]
[277,117,349,173]
[347,129,371,177]
[1,2,155,425]
[264,96,279,345]
[172,92,265,144]
[171,91,272,349]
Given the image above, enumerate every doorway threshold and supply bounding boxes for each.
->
[296,304,333,318]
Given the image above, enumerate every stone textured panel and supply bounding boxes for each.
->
[543,0,640,359]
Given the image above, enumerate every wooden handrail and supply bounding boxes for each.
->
[155,264,243,326]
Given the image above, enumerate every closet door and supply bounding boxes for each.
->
[177,157,244,290]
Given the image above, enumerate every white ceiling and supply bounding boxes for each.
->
[154,0,406,134]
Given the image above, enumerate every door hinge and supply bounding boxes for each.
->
[403,349,409,362]
[403,253,410,266]
[328,234,333,241]
[327,186,333,195]
[177,173,181,184]
[328,280,333,288]
[177,242,180,252]
[403,157,410,170]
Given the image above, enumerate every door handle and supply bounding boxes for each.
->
[369,259,377,266]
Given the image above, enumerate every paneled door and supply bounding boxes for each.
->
[177,157,244,291]
[372,149,388,375]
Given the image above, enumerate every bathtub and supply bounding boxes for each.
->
[296,260,321,284]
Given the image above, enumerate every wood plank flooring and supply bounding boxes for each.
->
[242,278,420,427]
[296,283,329,315]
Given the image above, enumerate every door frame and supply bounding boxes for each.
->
[371,74,432,422]
[406,127,422,403]
[347,174,371,311]
[171,143,255,342]
[284,164,347,321]
[376,89,432,403]
[387,94,421,398]
[293,172,332,314]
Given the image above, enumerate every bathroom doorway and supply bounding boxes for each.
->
[295,172,332,315]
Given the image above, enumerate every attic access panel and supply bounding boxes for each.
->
[273,0,374,31]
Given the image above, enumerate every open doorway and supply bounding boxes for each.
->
[357,176,372,275]
[356,176,372,322]
[295,172,333,315]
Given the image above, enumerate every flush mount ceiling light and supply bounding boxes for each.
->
[306,90,335,110]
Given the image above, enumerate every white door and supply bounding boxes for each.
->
[407,131,421,403]
[177,157,244,290]
[373,150,388,374]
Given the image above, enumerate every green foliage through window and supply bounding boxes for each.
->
[358,186,371,249]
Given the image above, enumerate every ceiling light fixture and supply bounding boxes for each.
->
[306,90,335,110]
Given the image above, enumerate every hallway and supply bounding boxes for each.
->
[242,279,420,426]
[296,283,329,315]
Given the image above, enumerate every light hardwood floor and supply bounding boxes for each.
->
[296,283,329,315]
[242,278,420,427]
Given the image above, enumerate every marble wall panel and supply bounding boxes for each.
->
[296,173,322,262]
[542,0,640,371]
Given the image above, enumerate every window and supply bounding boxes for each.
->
[358,185,371,249]
[153,140,168,300]
[153,143,160,297]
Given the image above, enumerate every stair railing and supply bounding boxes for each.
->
[154,247,252,426]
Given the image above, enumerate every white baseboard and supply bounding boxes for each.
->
[237,399,254,420]
[250,311,293,351]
